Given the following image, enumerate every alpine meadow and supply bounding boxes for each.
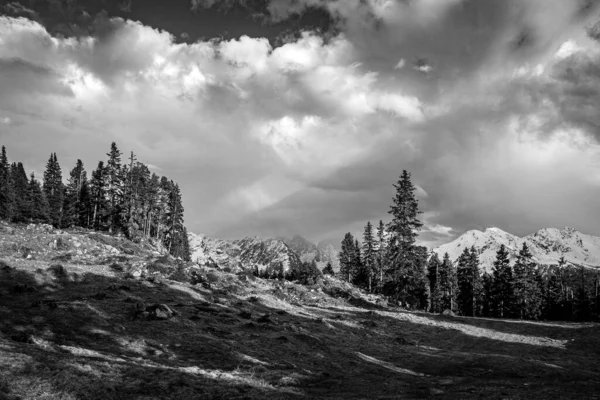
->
[1,1,600,399]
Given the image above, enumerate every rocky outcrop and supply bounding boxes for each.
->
[188,233,301,274]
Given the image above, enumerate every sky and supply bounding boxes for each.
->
[1,0,600,249]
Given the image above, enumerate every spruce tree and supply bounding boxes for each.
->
[10,162,30,222]
[90,162,108,230]
[105,142,124,233]
[491,244,513,318]
[43,153,64,227]
[513,243,543,319]
[362,221,376,292]
[323,262,334,276]
[0,146,14,220]
[339,233,356,282]
[427,253,442,313]
[439,252,458,312]
[385,170,424,306]
[353,239,368,289]
[376,220,386,292]
[457,247,474,316]
[28,173,49,223]
[469,246,484,316]
[63,160,88,228]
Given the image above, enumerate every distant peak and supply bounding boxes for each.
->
[485,227,505,234]
[562,226,576,234]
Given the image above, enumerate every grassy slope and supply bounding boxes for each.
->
[1,226,600,400]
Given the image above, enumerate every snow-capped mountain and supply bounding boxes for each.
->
[434,227,600,272]
[188,232,301,274]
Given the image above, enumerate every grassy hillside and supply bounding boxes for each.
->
[1,223,599,399]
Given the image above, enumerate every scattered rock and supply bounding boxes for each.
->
[239,310,252,319]
[257,314,272,324]
[109,263,124,272]
[47,264,67,277]
[133,303,177,321]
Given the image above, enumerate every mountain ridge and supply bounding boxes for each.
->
[434,226,600,271]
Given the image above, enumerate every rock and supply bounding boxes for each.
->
[134,303,177,321]
[257,314,272,324]
[239,310,252,319]
[442,309,456,316]
[431,389,445,395]
[47,264,67,277]
[439,379,454,386]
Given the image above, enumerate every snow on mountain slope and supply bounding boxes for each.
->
[434,227,600,272]
[188,232,301,274]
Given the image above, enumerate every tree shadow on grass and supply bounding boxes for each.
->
[1,263,600,399]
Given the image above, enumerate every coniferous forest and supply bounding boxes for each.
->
[335,170,600,322]
[0,143,191,261]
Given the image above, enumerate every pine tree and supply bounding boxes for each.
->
[376,220,386,292]
[513,243,543,319]
[362,221,376,292]
[323,262,334,276]
[10,162,30,222]
[105,142,124,234]
[491,244,513,318]
[457,247,474,316]
[439,252,458,312]
[482,272,494,317]
[385,170,425,307]
[43,153,64,227]
[353,239,369,289]
[0,146,14,220]
[90,162,108,230]
[28,173,49,223]
[427,253,442,313]
[63,160,88,228]
[469,246,484,316]
[339,232,356,282]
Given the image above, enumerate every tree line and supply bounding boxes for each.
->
[336,170,600,321]
[0,143,191,261]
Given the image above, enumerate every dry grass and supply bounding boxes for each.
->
[1,225,600,399]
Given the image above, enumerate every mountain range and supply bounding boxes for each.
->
[434,227,600,272]
[188,233,340,273]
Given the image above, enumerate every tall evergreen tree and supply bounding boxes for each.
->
[438,252,458,312]
[384,170,425,306]
[456,246,483,316]
[353,239,368,289]
[427,253,442,313]
[10,162,30,222]
[362,221,377,292]
[28,173,49,223]
[469,246,484,316]
[90,161,108,230]
[491,244,513,318]
[63,159,88,228]
[105,142,124,233]
[43,153,64,227]
[339,233,356,282]
[513,243,543,319]
[376,220,386,292]
[0,146,14,220]
[457,247,474,316]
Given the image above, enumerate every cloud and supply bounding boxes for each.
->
[2,0,600,248]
